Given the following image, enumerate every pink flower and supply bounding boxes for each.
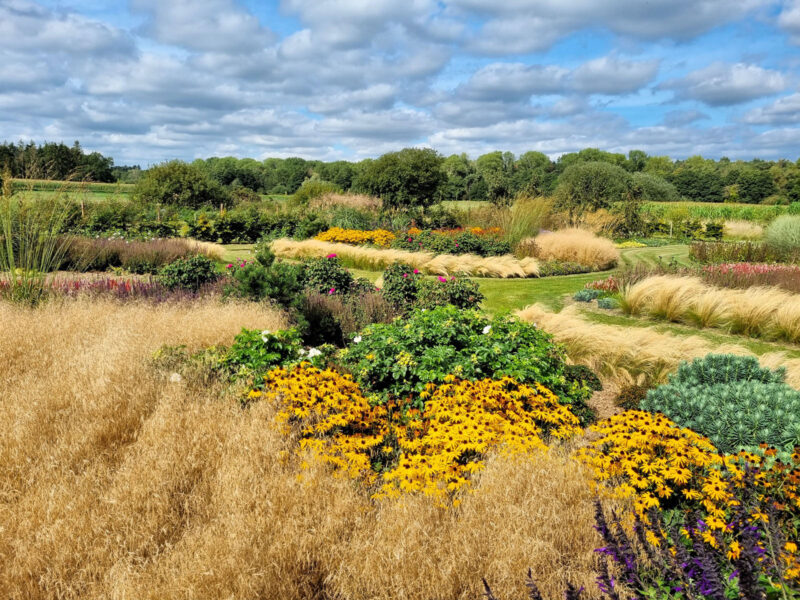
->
[326,253,337,259]
[455,243,459,247]
[413,269,419,274]
[226,264,233,269]
[408,237,412,242]
[329,288,335,294]
[403,273,408,278]
[438,276,447,283]
[451,276,455,280]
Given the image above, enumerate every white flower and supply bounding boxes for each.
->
[261,329,271,342]
[169,372,183,383]
[307,348,322,358]
[353,335,362,343]
[482,325,492,334]
[298,348,307,356]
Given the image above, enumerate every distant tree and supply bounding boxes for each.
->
[668,156,724,202]
[476,151,514,204]
[441,153,474,202]
[353,148,445,209]
[554,161,632,223]
[513,151,552,197]
[631,172,679,202]
[133,160,230,208]
[626,149,648,172]
[643,155,674,178]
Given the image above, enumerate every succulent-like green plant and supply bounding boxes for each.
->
[573,288,601,302]
[641,354,800,455]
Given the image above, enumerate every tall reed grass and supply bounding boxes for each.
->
[619,275,800,343]
[0,196,73,305]
[516,303,800,389]
[723,220,763,240]
[0,298,608,599]
[271,238,541,278]
[529,229,620,270]
[309,192,382,212]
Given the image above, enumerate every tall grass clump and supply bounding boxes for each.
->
[0,196,73,305]
[531,229,619,270]
[271,239,540,278]
[723,219,763,240]
[515,303,800,389]
[0,298,610,600]
[765,214,800,257]
[619,274,800,343]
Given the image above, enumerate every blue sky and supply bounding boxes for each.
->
[1,0,800,166]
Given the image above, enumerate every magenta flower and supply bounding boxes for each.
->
[438,276,447,283]
[413,269,419,274]
[226,264,233,269]
[451,276,455,280]
[329,288,335,294]
[326,253,337,258]
[403,273,408,278]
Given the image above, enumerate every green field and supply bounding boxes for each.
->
[641,200,797,223]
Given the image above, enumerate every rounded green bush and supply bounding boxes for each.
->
[339,305,595,424]
[641,354,800,455]
[765,214,800,255]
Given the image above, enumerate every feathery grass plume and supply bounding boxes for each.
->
[515,303,800,388]
[0,299,610,600]
[0,194,74,305]
[309,192,382,212]
[619,274,800,343]
[533,229,619,270]
[271,238,540,278]
[723,219,763,240]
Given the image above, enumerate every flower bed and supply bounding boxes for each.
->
[315,227,396,248]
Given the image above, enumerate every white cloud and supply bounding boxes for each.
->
[779,0,800,43]
[744,93,800,124]
[131,0,275,53]
[571,55,659,95]
[661,62,786,106]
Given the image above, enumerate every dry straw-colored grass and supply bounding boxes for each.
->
[531,229,620,270]
[184,238,226,261]
[0,298,607,600]
[620,275,800,343]
[309,192,382,212]
[516,303,800,389]
[723,220,764,240]
[271,238,541,278]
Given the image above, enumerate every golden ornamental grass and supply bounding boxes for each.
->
[533,229,620,270]
[309,192,382,212]
[723,220,763,240]
[516,303,800,389]
[619,275,800,343]
[0,298,607,600]
[271,238,541,278]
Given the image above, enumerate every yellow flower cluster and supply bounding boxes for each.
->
[577,411,800,581]
[576,411,751,519]
[379,377,581,499]
[257,365,580,500]
[315,227,396,247]
[615,240,647,248]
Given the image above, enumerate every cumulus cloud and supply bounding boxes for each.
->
[662,109,710,127]
[449,0,770,54]
[778,0,800,43]
[660,62,786,106]
[744,93,800,124]
[131,0,275,53]
[571,55,659,95]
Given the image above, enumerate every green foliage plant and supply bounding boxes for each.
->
[133,160,230,209]
[641,354,800,455]
[301,255,355,295]
[573,289,601,302]
[0,197,73,305]
[221,328,304,385]
[158,255,220,292]
[339,305,594,422]
[765,214,800,256]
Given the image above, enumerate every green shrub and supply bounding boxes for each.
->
[339,305,594,423]
[641,354,800,455]
[226,259,304,306]
[221,328,304,385]
[291,179,342,206]
[157,255,220,292]
[538,260,592,276]
[381,263,483,312]
[133,161,230,209]
[615,384,649,410]
[564,364,602,392]
[596,297,618,310]
[416,276,483,310]
[765,214,800,256]
[573,289,601,302]
[302,255,354,295]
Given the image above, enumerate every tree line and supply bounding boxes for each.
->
[3,141,800,206]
